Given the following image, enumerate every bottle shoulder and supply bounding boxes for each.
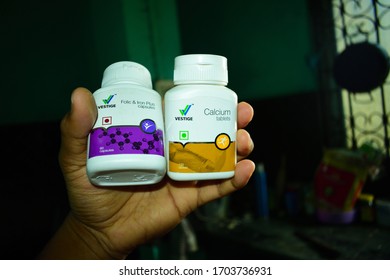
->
[94,84,161,97]
[164,84,237,100]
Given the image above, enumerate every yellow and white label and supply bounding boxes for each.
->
[165,93,237,174]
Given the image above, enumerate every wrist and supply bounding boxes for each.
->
[66,213,126,260]
[38,213,128,260]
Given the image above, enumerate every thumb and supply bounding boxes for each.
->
[59,87,97,171]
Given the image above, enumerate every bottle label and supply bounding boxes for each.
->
[88,88,164,158]
[165,96,236,173]
[89,124,164,157]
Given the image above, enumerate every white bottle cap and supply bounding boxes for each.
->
[101,61,153,88]
[174,54,228,85]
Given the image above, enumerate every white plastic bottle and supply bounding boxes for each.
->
[164,54,237,181]
[87,61,166,186]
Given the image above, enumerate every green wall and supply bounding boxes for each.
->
[91,0,181,80]
[0,0,316,125]
[0,0,180,125]
[177,0,318,100]
[1,1,98,125]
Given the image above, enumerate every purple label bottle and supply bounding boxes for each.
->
[86,61,166,186]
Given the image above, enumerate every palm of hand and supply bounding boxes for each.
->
[59,87,254,258]
[64,163,230,255]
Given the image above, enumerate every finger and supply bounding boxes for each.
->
[237,102,254,129]
[197,159,255,204]
[230,159,256,189]
[61,87,97,140]
[237,129,254,161]
[216,159,255,198]
[59,87,97,167]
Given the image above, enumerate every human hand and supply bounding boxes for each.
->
[41,87,255,259]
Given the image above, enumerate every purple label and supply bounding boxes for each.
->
[88,122,164,158]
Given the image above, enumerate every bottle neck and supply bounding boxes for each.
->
[103,80,151,88]
[174,80,227,86]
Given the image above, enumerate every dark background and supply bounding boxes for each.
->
[2,0,387,260]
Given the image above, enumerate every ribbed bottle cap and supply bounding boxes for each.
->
[101,61,153,88]
[174,54,228,85]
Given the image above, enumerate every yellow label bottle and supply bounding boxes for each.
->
[164,54,237,181]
